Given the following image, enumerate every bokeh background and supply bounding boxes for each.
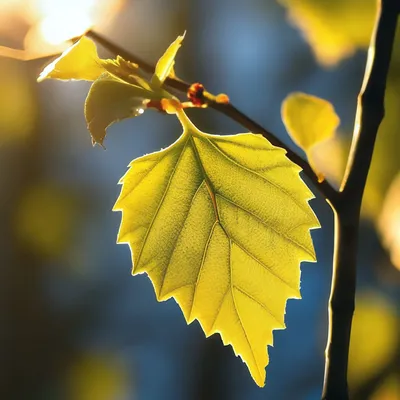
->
[0,0,399,399]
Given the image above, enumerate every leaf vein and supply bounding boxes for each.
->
[157,180,207,298]
[216,193,314,258]
[233,285,283,327]
[230,240,263,382]
[118,156,166,203]
[188,220,218,320]
[205,138,310,214]
[230,238,298,293]
[134,137,190,268]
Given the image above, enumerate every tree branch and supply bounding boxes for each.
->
[85,30,338,201]
[340,0,398,199]
[322,1,398,399]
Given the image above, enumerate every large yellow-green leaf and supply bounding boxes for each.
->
[37,37,105,82]
[281,92,340,181]
[151,33,185,87]
[114,111,319,386]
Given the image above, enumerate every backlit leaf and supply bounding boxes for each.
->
[84,73,155,146]
[152,33,185,87]
[278,0,376,66]
[38,38,179,146]
[37,37,105,82]
[101,56,140,81]
[281,92,340,181]
[114,110,319,386]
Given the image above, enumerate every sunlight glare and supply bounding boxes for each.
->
[40,13,91,45]
[37,0,95,45]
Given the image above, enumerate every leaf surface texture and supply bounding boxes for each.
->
[114,116,319,386]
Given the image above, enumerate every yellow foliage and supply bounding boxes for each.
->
[362,76,400,219]
[0,59,36,143]
[67,353,129,400]
[37,36,178,146]
[379,173,400,271]
[371,375,400,400]
[279,0,376,66]
[348,292,398,389]
[152,33,185,86]
[37,36,105,82]
[114,110,319,386]
[308,136,348,189]
[14,184,78,258]
[281,92,340,182]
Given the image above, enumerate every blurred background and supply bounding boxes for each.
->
[0,0,399,399]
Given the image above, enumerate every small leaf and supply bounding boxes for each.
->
[101,56,144,86]
[281,92,340,181]
[114,111,319,386]
[37,37,105,82]
[85,73,154,146]
[151,33,185,86]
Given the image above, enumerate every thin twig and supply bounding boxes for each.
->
[85,30,338,201]
[322,1,398,399]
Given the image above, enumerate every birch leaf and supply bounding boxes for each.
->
[281,92,340,181]
[38,37,105,82]
[151,33,185,87]
[114,111,319,387]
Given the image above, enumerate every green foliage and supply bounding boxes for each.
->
[85,74,151,146]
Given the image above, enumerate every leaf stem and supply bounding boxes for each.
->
[84,30,338,202]
[322,1,398,399]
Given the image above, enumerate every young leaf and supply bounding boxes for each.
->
[37,37,178,146]
[84,73,155,146]
[101,56,140,81]
[281,92,340,181]
[114,111,319,386]
[151,33,185,87]
[38,37,105,82]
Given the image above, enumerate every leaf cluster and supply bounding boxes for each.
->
[38,35,184,146]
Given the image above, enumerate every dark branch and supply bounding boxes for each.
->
[85,30,338,201]
[322,1,398,399]
[340,1,399,199]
